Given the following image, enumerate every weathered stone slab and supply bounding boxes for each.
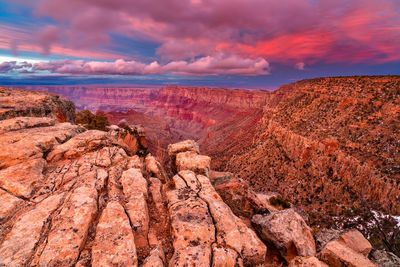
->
[252,208,316,262]
[38,186,98,266]
[0,193,64,266]
[120,168,149,249]
[0,158,46,198]
[92,201,138,267]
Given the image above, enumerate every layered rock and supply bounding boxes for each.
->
[0,86,391,266]
[225,76,400,225]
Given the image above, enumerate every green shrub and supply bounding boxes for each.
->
[76,110,109,131]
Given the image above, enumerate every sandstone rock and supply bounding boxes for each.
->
[0,158,46,199]
[175,151,211,176]
[288,256,329,267]
[314,228,341,252]
[0,117,56,134]
[127,155,144,169]
[195,173,267,266]
[38,186,98,266]
[0,193,64,266]
[142,247,165,267]
[145,154,164,181]
[92,201,138,267]
[319,239,377,267]
[371,250,400,267]
[0,87,76,122]
[252,208,316,262]
[213,176,271,217]
[0,122,83,168]
[0,189,24,222]
[212,244,243,267]
[46,130,109,162]
[338,229,372,256]
[167,139,199,157]
[120,168,149,249]
[149,177,165,214]
[167,174,215,267]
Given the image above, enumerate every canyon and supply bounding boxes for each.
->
[0,87,389,266]
[4,75,400,265]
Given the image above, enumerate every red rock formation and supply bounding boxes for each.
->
[225,76,400,225]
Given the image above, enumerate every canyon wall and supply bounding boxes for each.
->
[224,76,400,225]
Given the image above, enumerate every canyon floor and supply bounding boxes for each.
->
[1,75,399,266]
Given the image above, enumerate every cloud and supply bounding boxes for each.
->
[5,0,400,65]
[295,62,305,70]
[0,61,32,73]
[28,53,270,76]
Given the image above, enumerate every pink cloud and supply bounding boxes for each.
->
[28,53,270,76]
[6,0,400,67]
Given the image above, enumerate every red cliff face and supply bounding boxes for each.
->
[224,76,400,225]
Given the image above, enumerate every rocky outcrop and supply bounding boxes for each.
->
[225,76,400,226]
[0,87,75,122]
[252,209,316,262]
[313,229,377,267]
[0,86,389,266]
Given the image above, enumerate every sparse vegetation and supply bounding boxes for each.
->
[335,201,400,257]
[269,196,291,209]
[76,110,109,131]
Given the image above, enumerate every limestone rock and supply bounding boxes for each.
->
[319,239,377,267]
[167,139,199,157]
[0,116,56,134]
[145,154,164,181]
[338,229,372,256]
[0,193,64,266]
[212,244,243,267]
[149,177,165,214]
[175,151,211,176]
[0,158,46,199]
[167,174,215,267]
[252,208,316,262]
[314,229,341,252]
[0,189,24,222]
[92,201,138,267]
[38,187,98,266]
[195,173,267,266]
[142,247,165,267]
[0,87,76,122]
[120,168,149,249]
[288,256,329,267]
[46,130,109,162]
[0,122,84,168]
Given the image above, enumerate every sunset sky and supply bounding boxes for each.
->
[0,0,399,88]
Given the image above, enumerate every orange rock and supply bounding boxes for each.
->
[38,187,98,266]
[92,201,138,267]
[0,193,64,266]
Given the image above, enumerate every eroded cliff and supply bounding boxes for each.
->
[0,87,385,267]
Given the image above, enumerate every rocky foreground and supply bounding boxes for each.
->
[0,88,395,266]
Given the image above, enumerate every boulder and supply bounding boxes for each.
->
[175,151,211,176]
[167,139,200,157]
[319,239,377,267]
[288,256,329,267]
[252,208,316,262]
[338,229,372,256]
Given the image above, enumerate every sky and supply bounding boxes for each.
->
[0,0,399,88]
